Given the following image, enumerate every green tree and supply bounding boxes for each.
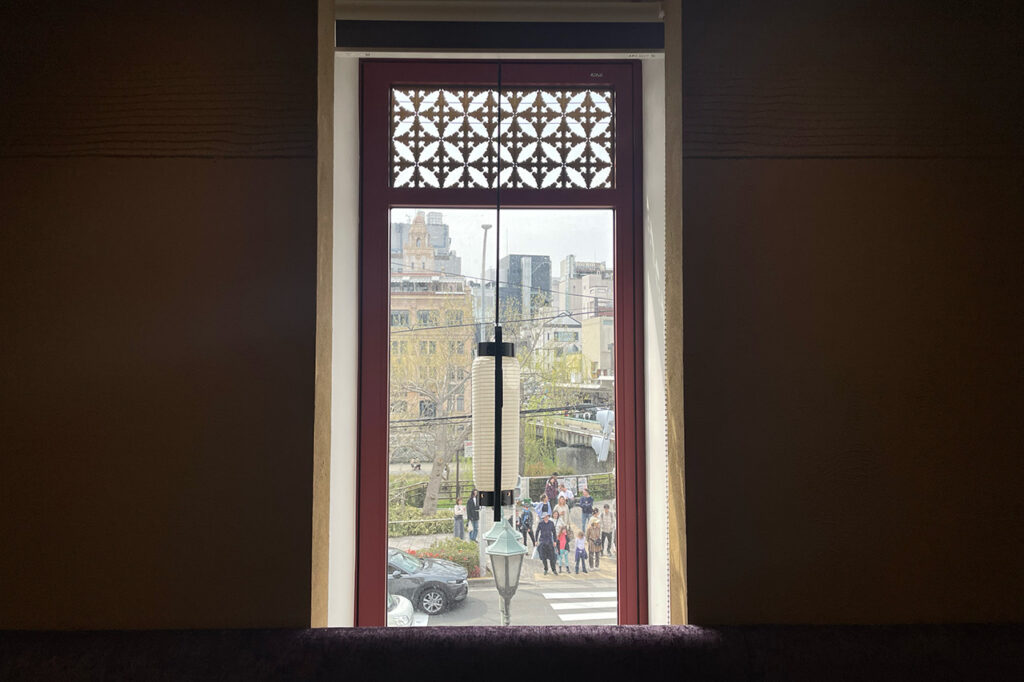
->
[500,294,590,477]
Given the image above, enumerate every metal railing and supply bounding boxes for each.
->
[389,472,616,508]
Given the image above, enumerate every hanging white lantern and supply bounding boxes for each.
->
[471,349,521,494]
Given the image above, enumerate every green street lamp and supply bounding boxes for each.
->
[483,518,506,545]
[485,517,528,626]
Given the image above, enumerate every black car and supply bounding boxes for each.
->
[387,548,468,615]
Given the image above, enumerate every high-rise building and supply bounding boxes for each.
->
[498,254,551,318]
[558,256,612,316]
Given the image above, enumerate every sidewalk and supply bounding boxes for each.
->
[389,532,454,552]
[522,551,616,584]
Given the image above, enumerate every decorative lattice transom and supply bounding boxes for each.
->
[391,87,614,189]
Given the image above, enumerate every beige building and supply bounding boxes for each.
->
[581,314,615,378]
[557,255,614,317]
[389,212,475,419]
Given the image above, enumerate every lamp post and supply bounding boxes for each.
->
[485,517,527,625]
[472,64,527,625]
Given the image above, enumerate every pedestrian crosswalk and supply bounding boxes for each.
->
[541,590,617,623]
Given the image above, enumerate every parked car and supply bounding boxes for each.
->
[387,547,468,615]
[387,592,414,627]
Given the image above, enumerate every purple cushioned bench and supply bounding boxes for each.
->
[3,625,1023,681]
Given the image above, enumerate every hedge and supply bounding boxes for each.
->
[410,537,481,578]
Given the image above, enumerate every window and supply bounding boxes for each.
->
[391,310,410,327]
[445,393,466,414]
[358,60,646,627]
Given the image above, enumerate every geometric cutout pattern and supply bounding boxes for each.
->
[391,87,614,189]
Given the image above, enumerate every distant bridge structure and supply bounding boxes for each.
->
[525,414,614,449]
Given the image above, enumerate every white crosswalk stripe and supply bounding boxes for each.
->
[541,591,617,623]
[558,611,618,621]
[542,591,616,599]
[550,600,618,611]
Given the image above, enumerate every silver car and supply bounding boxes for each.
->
[387,592,414,627]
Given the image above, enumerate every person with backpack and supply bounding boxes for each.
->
[517,499,536,546]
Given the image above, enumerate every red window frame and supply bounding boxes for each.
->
[356,59,647,625]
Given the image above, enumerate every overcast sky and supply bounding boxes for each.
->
[391,208,614,280]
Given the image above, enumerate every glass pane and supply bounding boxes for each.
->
[387,208,617,626]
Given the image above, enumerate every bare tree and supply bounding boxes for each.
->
[389,298,474,517]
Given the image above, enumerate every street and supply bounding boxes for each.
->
[415,552,618,626]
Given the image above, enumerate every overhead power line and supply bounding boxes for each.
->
[389,259,614,304]
[389,403,614,429]
[389,309,611,335]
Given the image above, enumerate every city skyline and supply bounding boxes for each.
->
[389,208,614,281]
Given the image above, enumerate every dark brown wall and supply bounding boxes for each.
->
[2,0,1022,629]
[0,2,318,628]
[682,1,1024,623]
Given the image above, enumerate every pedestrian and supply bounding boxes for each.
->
[600,503,615,555]
[466,489,480,542]
[553,496,571,533]
[559,483,575,508]
[552,509,567,540]
[574,530,589,574]
[517,499,536,546]
[612,502,617,551]
[536,512,558,575]
[556,526,570,574]
[545,474,559,508]
[452,497,465,539]
[534,494,552,519]
[578,488,594,524]
[586,512,603,569]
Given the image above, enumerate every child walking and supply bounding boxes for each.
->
[557,526,570,574]
[574,530,589,574]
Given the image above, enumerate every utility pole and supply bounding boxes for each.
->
[479,223,492,344]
